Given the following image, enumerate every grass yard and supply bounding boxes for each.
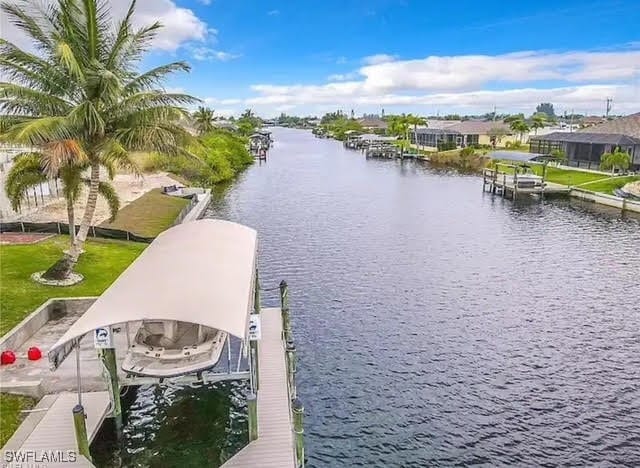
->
[576,175,640,194]
[0,236,145,336]
[0,393,36,446]
[100,188,190,237]
[494,161,610,186]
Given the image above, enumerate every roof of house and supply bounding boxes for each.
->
[579,112,640,139]
[530,132,640,145]
[357,117,388,128]
[415,120,512,135]
[415,127,460,135]
[424,119,461,130]
[448,120,513,135]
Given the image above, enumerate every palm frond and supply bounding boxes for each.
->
[41,139,88,176]
[4,152,48,210]
[84,179,120,221]
[122,62,191,95]
[106,0,136,68]
[0,82,73,116]
[0,2,53,53]
[59,165,83,203]
[99,138,140,175]
[3,116,76,146]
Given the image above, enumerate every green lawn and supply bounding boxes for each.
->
[100,188,190,237]
[0,236,145,336]
[0,393,36,446]
[494,161,610,186]
[576,175,640,194]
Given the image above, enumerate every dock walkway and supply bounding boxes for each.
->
[222,307,295,468]
[1,391,110,467]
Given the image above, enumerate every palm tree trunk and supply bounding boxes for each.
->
[42,162,100,280]
[66,196,75,246]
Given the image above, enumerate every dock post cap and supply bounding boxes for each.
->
[279,279,288,287]
[247,392,257,400]
[292,398,304,412]
[72,404,85,414]
[286,341,296,352]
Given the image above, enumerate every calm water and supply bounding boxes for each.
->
[98,128,640,466]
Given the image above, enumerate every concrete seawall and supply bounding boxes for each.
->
[569,188,640,214]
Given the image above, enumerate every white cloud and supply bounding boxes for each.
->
[267,9,280,16]
[0,0,209,52]
[363,54,397,65]
[198,0,213,4]
[327,72,360,82]
[236,48,640,115]
[192,47,241,61]
[204,97,243,105]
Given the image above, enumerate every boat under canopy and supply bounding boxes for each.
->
[48,219,258,377]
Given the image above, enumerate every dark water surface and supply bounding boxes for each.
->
[99,128,640,467]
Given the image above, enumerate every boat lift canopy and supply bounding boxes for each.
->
[48,219,258,369]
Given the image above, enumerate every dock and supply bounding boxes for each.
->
[482,168,570,199]
[2,391,110,467]
[2,221,304,467]
[222,307,296,468]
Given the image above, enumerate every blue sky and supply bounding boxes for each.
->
[3,0,640,117]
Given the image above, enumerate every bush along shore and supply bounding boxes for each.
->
[138,129,254,187]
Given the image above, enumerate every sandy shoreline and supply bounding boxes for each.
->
[16,172,178,224]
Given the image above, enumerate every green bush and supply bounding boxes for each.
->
[437,141,457,151]
[460,147,476,157]
[137,130,253,186]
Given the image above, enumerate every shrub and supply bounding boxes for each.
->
[437,141,457,151]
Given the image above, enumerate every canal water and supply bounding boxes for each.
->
[96,128,640,466]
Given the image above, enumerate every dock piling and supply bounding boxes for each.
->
[247,392,258,441]
[286,341,297,399]
[280,280,292,341]
[72,404,91,461]
[292,398,305,467]
[101,347,122,430]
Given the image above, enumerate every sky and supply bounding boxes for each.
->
[2,0,640,117]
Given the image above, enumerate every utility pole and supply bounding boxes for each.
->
[493,105,497,122]
[605,97,613,118]
[569,109,574,132]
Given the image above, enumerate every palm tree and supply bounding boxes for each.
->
[531,113,547,135]
[509,119,530,145]
[193,106,215,135]
[600,149,631,174]
[0,0,198,280]
[407,114,427,149]
[5,151,121,246]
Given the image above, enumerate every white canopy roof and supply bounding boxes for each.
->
[48,219,257,368]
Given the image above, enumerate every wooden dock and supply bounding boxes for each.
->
[482,168,570,199]
[222,307,296,468]
[1,391,110,467]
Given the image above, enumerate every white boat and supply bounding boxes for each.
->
[121,320,227,377]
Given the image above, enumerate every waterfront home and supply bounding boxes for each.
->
[357,117,388,132]
[411,120,517,149]
[529,112,640,170]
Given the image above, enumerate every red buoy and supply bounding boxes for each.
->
[27,347,42,361]
[1,350,16,365]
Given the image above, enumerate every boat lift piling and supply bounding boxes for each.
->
[72,340,91,462]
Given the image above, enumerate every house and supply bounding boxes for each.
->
[528,112,640,170]
[410,120,517,149]
[357,117,388,132]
